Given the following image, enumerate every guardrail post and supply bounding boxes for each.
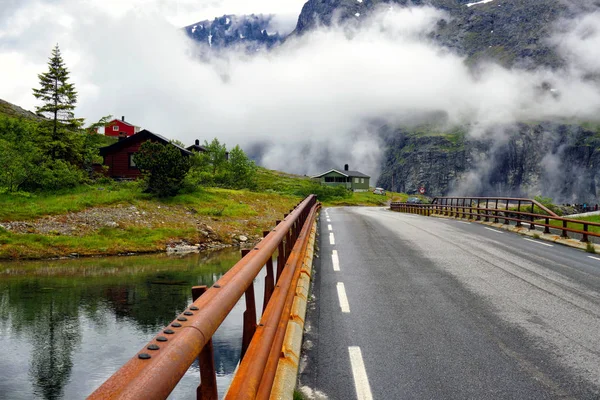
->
[544,218,551,234]
[581,224,589,243]
[275,221,285,280]
[485,199,490,222]
[530,202,536,230]
[241,249,257,360]
[504,200,510,225]
[494,199,499,223]
[263,231,275,313]
[467,199,473,220]
[192,286,218,400]
[515,201,522,227]
[476,199,481,221]
[562,220,569,238]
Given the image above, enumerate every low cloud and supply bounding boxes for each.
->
[1,2,600,183]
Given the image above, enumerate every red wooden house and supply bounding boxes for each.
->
[104,116,141,137]
[98,130,192,179]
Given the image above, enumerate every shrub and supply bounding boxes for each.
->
[586,242,596,254]
[134,141,191,197]
[32,160,86,190]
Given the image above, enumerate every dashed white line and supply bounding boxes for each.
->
[523,238,553,247]
[332,250,340,271]
[457,221,471,225]
[337,282,350,313]
[348,347,373,400]
[329,233,335,245]
[484,227,503,234]
[588,256,600,262]
[328,224,333,231]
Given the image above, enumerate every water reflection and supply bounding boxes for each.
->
[0,250,256,399]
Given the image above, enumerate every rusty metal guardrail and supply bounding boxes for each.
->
[391,196,600,243]
[88,195,320,400]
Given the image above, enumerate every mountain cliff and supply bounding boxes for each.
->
[291,0,600,201]
[377,122,600,202]
[294,0,597,68]
[184,14,284,51]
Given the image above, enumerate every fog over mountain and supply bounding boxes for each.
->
[1,0,600,199]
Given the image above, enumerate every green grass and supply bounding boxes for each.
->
[293,390,306,400]
[0,168,415,259]
[545,215,600,234]
[0,226,200,259]
[0,182,146,221]
[255,168,316,194]
[586,242,596,254]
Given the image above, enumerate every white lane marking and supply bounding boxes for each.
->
[457,221,471,225]
[337,283,350,313]
[328,224,333,231]
[588,256,600,261]
[329,233,335,245]
[484,227,503,234]
[332,250,340,271]
[348,347,373,400]
[523,238,553,247]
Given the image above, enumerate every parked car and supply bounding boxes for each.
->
[407,197,421,204]
[373,187,386,195]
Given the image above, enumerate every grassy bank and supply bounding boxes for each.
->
[0,169,400,260]
[545,215,600,234]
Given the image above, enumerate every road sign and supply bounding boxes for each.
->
[419,187,426,195]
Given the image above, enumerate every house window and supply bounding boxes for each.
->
[361,178,364,184]
[355,178,359,183]
[325,177,335,182]
[129,153,137,168]
[335,177,346,183]
[113,125,119,131]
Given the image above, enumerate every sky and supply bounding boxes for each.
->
[1,1,600,183]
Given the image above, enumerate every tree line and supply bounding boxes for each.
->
[0,44,256,195]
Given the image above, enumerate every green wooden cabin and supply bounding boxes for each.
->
[312,165,370,192]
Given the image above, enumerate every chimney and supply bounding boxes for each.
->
[344,164,349,171]
[121,116,125,122]
[195,139,200,146]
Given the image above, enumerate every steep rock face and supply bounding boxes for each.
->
[294,0,595,68]
[377,124,600,202]
[184,14,284,51]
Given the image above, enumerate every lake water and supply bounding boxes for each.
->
[0,250,265,399]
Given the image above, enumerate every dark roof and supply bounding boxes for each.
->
[311,169,370,179]
[99,129,193,156]
[186,144,207,152]
[345,170,370,178]
[107,119,139,128]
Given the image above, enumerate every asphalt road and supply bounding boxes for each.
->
[299,207,600,400]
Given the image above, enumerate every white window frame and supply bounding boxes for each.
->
[361,178,364,184]
[113,125,119,131]
[129,153,137,168]
[355,178,359,183]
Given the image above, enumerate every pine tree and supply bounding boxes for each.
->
[33,44,84,159]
